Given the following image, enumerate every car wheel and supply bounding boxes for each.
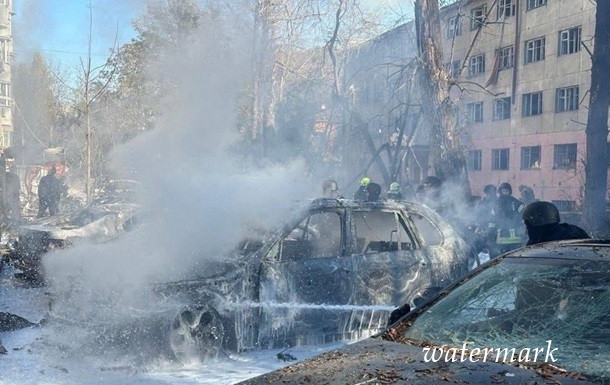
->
[168,304,225,364]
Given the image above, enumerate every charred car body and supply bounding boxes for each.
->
[9,182,140,281]
[244,239,610,384]
[149,199,470,362]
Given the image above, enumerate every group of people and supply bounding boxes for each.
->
[322,177,403,202]
[320,176,590,259]
[470,182,589,261]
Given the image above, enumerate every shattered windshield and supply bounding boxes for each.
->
[402,258,610,379]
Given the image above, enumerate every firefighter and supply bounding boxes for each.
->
[387,182,403,201]
[366,182,382,202]
[495,182,524,254]
[322,179,340,199]
[354,177,371,201]
[522,201,590,246]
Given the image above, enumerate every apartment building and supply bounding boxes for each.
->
[348,0,602,208]
[0,0,12,149]
[441,0,597,208]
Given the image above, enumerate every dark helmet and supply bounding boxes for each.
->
[423,176,441,188]
[522,201,561,227]
[367,182,382,201]
[498,182,512,194]
[483,184,496,195]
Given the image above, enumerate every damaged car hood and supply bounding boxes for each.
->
[241,338,596,385]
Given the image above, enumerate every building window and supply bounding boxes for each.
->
[525,37,545,63]
[447,16,462,38]
[498,45,514,70]
[522,92,543,117]
[470,5,487,30]
[451,60,460,78]
[468,150,482,171]
[492,148,510,170]
[0,83,10,98]
[0,40,9,64]
[521,146,541,169]
[467,101,484,123]
[469,53,485,76]
[493,97,511,120]
[556,86,579,112]
[527,0,547,11]
[498,0,515,18]
[553,143,577,169]
[558,27,581,56]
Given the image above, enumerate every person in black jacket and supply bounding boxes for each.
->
[37,167,62,217]
[522,201,590,246]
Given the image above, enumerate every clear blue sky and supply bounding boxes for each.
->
[14,0,143,68]
[13,0,411,70]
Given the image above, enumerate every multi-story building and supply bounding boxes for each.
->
[0,0,12,149]
[441,0,597,209]
[348,0,604,208]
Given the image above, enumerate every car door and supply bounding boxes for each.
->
[346,209,433,334]
[257,209,354,347]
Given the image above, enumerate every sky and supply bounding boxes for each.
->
[13,0,412,70]
[13,0,144,69]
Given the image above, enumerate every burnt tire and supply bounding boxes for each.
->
[169,304,225,364]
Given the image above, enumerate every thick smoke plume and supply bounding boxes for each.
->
[44,7,316,345]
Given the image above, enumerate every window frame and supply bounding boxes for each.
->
[520,146,542,170]
[527,0,547,11]
[352,209,417,254]
[524,37,546,64]
[493,97,511,120]
[470,5,488,30]
[492,148,510,170]
[469,53,486,77]
[498,0,516,18]
[555,85,580,113]
[447,15,462,38]
[468,149,482,171]
[467,101,484,123]
[558,27,582,56]
[498,45,514,70]
[553,143,578,170]
[522,91,543,117]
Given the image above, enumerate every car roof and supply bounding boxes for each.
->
[503,239,610,261]
[307,198,426,212]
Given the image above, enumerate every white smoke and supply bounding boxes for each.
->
[44,5,316,335]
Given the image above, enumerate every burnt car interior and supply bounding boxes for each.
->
[353,210,414,253]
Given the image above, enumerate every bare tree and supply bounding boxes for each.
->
[414,0,468,192]
[583,1,610,235]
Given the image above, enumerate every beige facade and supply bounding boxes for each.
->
[348,0,602,208]
[440,0,597,208]
[0,0,12,149]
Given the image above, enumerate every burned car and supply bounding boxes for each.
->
[244,239,610,384]
[151,198,470,362]
[9,182,140,281]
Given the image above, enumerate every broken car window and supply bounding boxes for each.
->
[409,212,443,246]
[353,211,414,253]
[402,258,610,379]
[279,211,342,261]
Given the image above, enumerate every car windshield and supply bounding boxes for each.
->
[402,257,610,379]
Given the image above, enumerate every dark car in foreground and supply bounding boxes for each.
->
[52,198,469,362]
[243,239,610,384]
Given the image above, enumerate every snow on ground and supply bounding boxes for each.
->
[0,266,341,385]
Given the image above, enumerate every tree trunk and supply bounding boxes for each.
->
[414,0,469,193]
[583,2,610,236]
